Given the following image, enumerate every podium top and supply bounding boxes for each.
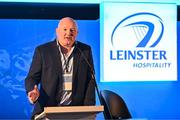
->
[44,105,104,113]
[35,105,104,120]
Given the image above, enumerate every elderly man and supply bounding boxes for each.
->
[25,17,95,118]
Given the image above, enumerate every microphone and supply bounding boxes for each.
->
[75,41,94,76]
[75,41,102,105]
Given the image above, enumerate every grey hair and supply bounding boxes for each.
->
[58,17,78,30]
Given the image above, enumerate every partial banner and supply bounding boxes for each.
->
[100,2,177,82]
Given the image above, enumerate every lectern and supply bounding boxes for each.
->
[34,105,104,120]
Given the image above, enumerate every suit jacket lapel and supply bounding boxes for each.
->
[72,48,80,81]
[71,46,81,99]
[51,40,62,74]
[51,40,64,103]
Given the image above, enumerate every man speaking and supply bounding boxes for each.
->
[25,17,95,118]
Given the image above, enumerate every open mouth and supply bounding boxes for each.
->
[65,37,72,40]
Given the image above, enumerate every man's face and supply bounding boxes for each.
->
[56,18,78,48]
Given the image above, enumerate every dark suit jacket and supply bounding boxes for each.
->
[25,40,95,118]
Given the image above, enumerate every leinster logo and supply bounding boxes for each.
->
[111,12,164,48]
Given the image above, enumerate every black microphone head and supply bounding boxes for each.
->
[75,41,78,45]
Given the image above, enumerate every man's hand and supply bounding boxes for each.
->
[28,85,40,104]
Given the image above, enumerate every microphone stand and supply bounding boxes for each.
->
[75,43,103,106]
[90,68,103,106]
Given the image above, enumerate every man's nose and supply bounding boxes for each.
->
[66,30,72,36]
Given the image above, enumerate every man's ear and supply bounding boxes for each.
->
[76,30,78,36]
[56,28,59,33]
[56,28,61,36]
